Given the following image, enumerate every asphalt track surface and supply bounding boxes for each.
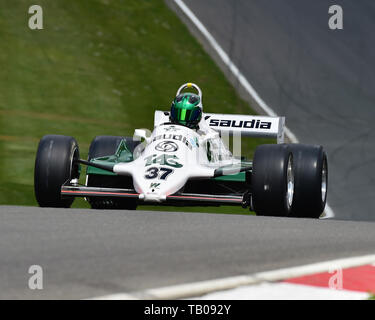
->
[0,206,375,299]
[174,0,375,221]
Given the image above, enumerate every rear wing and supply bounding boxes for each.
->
[154,111,285,143]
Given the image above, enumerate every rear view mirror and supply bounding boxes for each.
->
[134,129,151,144]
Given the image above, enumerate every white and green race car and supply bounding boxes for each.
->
[34,83,328,218]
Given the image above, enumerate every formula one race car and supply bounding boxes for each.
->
[34,83,328,218]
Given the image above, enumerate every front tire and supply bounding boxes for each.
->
[34,135,80,207]
[251,144,294,217]
[289,144,328,219]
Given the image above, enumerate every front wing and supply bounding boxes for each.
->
[61,182,246,206]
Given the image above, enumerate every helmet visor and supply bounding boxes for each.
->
[171,106,201,125]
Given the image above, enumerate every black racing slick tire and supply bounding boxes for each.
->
[289,144,328,219]
[251,144,294,217]
[34,135,80,208]
[87,136,140,210]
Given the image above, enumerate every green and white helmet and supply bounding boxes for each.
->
[170,83,203,128]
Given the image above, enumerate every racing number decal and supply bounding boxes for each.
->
[144,167,158,179]
[144,167,174,180]
[159,167,173,179]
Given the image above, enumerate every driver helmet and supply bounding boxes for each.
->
[170,93,202,128]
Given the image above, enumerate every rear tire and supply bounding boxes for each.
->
[87,136,139,210]
[289,144,328,219]
[34,135,80,207]
[251,144,294,217]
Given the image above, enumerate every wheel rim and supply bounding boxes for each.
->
[286,155,294,209]
[321,158,327,203]
[70,146,80,180]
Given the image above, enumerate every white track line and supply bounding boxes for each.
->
[91,254,375,300]
[193,283,369,300]
[173,0,335,219]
